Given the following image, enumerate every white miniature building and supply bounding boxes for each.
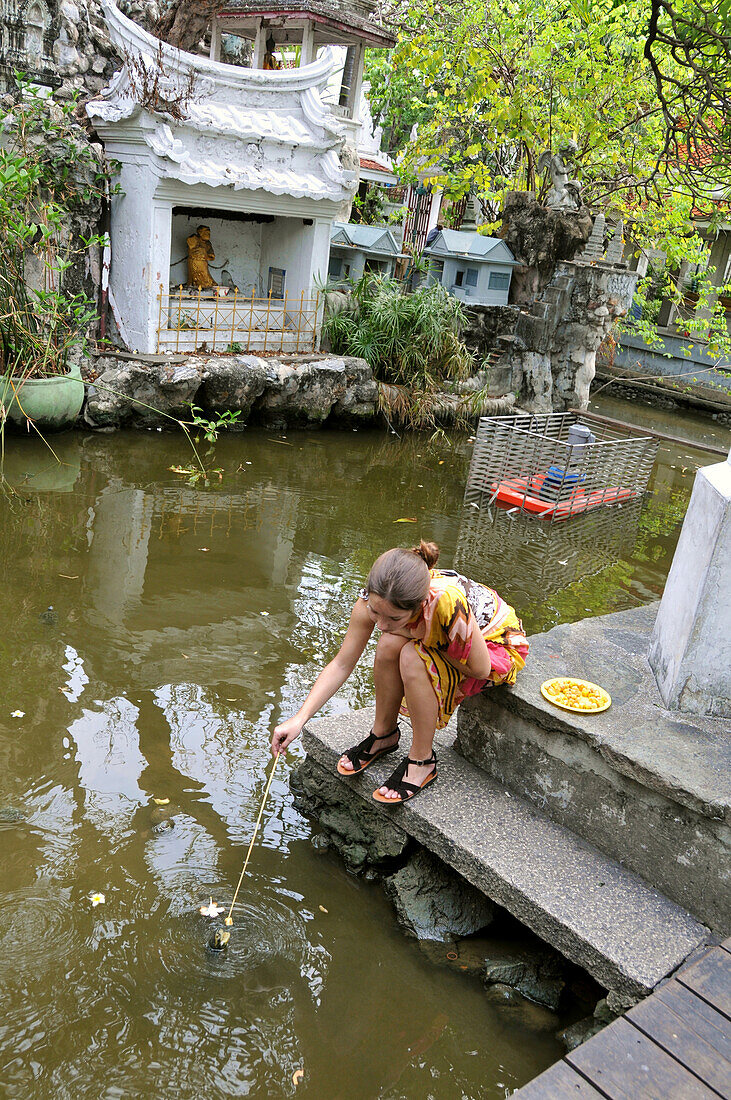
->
[87,0,360,354]
[423,229,517,306]
[328,222,400,281]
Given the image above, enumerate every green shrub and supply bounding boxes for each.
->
[325,270,472,381]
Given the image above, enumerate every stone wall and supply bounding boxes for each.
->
[84,351,380,429]
[455,196,639,410]
[0,0,163,99]
[509,260,640,412]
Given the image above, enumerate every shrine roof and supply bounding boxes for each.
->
[424,230,517,263]
[216,0,396,45]
[87,1,357,204]
[330,221,400,254]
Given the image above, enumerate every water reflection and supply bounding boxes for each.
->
[456,498,644,607]
[0,408,716,1097]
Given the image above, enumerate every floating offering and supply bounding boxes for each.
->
[90,892,106,907]
[541,678,611,713]
[200,898,225,918]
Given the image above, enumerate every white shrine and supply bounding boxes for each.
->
[87,0,373,355]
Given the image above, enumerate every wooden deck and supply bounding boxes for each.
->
[514,940,731,1099]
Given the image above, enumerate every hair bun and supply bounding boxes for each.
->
[411,539,440,569]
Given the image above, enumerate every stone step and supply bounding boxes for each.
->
[302,709,709,1002]
[456,604,731,933]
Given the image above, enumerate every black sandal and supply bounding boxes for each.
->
[372,751,438,803]
[336,725,400,776]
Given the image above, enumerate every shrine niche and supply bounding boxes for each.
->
[87,0,360,354]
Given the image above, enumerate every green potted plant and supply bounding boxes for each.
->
[0,81,106,438]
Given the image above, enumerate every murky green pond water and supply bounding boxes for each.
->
[0,396,727,1098]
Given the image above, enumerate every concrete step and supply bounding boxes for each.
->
[303,708,709,1002]
[456,604,731,933]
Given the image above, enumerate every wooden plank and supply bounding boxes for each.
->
[513,1059,607,1098]
[627,990,731,1094]
[678,949,731,1018]
[567,1017,718,1100]
[567,407,729,457]
[654,980,731,1057]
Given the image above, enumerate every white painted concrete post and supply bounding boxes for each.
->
[253,20,266,68]
[209,19,221,61]
[648,449,731,717]
[300,20,315,65]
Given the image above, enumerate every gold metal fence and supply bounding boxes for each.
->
[156,286,321,354]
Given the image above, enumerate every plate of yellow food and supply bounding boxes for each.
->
[540,677,611,713]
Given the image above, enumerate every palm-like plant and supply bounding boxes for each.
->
[323,273,474,427]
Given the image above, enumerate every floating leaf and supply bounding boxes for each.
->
[394,518,417,523]
[292,1069,304,1086]
[318,905,328,913]
[153,798,170,806]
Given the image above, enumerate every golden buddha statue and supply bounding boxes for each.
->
[263,34,281,70]
[186,225,217,289]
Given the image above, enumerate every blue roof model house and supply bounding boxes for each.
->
[423,229,517,305]
[328,222,402,282]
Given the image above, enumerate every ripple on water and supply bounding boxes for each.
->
[154,881,316,985]
[0,884,84,973]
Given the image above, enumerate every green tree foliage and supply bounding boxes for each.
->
[366,0,730,355]
[645,0,731,199]
[0,82,107,381]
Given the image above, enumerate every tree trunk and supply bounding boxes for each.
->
[154,0,227,52]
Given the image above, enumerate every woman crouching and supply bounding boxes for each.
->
[271,540,528,804]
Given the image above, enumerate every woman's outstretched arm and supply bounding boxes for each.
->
[270,598,374,755]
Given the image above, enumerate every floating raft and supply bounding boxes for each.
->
[464,412,659,524]
[491,473,640,520]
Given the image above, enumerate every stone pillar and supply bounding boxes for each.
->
[648,451,731,717]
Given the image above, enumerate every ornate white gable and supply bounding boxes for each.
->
[87,0,358,203]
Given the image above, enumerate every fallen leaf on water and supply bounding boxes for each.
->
[438,460,444,465]
[58,574,79,579]
[181,653,189,659]
[11,710,24,718]
[153,798,170,806]
[90,892,105,907]
[394,518,417,523]
[267,438,293,446]
[199,897,225,918]
[318,905,328,913]
[292,1069,304,1086]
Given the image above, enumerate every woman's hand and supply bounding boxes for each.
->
[269,599,375,757]
[270,716,304,757]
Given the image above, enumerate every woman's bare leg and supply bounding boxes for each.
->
[377,641,438,799]
[339,632,408,772]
